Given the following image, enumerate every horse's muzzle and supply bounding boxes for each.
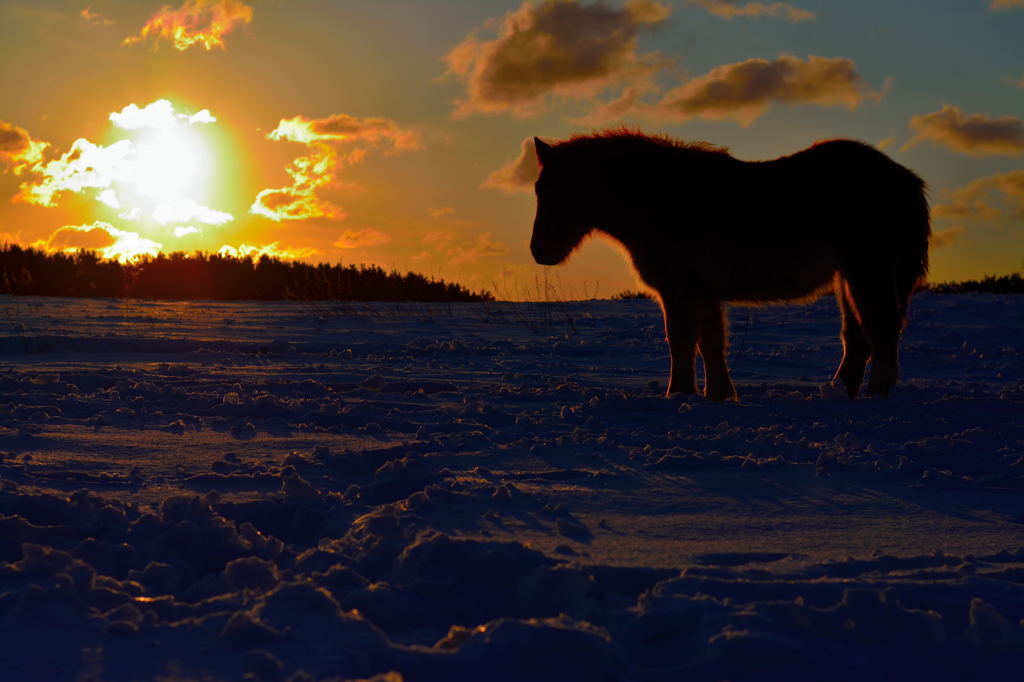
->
[530,240,558,266]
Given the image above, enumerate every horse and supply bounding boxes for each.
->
[529,131,930,401]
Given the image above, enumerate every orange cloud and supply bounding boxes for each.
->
[422,230,456,244]
[428,207,455,220]
[689,0,815,21]
[218,242,318,260]
[933,170,1024,222]
[334,228,391,250]
[39,222,162,262]
[0,120,49,176]
[482,136,540,193]
[445,0,671,118]
[252,114,419,222]
[81,6,114,25]
[904,105,1024,157]
[271,114,420,151]
[931,226,965,249]
[641,54,881,125]
[123,0,253,51]
[412,229,507,266]
[448,233,508,265]
[990,0,1024,10]
[14,138,131,206]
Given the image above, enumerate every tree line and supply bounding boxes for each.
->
[926,273,1023,294]
[0,245,494,302]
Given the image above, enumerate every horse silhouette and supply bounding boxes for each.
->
[530,131,930,400]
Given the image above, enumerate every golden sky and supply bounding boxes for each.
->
[1,0,1022,296]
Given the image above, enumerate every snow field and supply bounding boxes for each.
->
[0,293,1022,681]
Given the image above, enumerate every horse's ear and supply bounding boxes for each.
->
[534,137,554,166]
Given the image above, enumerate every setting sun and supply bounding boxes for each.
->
[8,98,234,262]
[131,127,209,203]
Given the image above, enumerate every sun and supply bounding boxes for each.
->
[131,126,211,202]
[94,99,232,231]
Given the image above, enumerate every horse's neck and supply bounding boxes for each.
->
[587,165,672,244]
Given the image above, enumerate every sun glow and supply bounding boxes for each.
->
[131,127,209,202]
[103,100,224,224]
[15,99,234,260]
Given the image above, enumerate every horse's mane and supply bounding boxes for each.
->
[556,128,731,160]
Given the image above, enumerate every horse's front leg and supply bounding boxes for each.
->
[697,299,737,402]
[661,296,699,395]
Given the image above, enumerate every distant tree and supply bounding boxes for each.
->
[927,273,1023,294]
[0,245,494,302]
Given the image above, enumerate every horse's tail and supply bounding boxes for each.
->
[896,171,931,311]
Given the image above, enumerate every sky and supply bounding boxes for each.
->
[0,0,1022,298]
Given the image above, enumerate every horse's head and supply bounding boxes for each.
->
[530,137,593,266]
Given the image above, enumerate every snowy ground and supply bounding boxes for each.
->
[1,293,1022,681]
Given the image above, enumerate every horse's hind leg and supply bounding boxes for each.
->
[843,271,905,397]
[661,295,699,396]
[834,275,871,398]
[697,300,737,401]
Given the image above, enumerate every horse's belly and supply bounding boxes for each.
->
[714,248,838,302]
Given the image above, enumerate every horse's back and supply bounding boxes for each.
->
[697,140,929,302]
[785,139,930,294]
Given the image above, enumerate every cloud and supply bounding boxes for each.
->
[152,197,232,225]
[930,226,964,249]
[637,54,881,125]
[252,114,419,222]
[428,207,455,220]
[449,233,508,264]
[933,170,1024,222]
[904,105,1024,157]
[333,228,391,250]
[15,138,133,206]
[173,226,199,237]
[217,242,318,260]
[123,0,253,51]
[444,0,672,118]
[413,229,508,265]
[0,120,49,175]
[689,0,815,21]
[80,7,114,25]
[250,135,345,222]
[422,230,457,244]
[110,99,216,130]
[45,224,116,251]
[251,184,346,222]
[482,136,540,193]
[40,222,162,262]
[270,114,420,151]
[990,0,1024,10]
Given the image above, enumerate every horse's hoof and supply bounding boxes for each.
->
[866,382,892,397]
[819,382,850,401]
[704,387,738,402]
